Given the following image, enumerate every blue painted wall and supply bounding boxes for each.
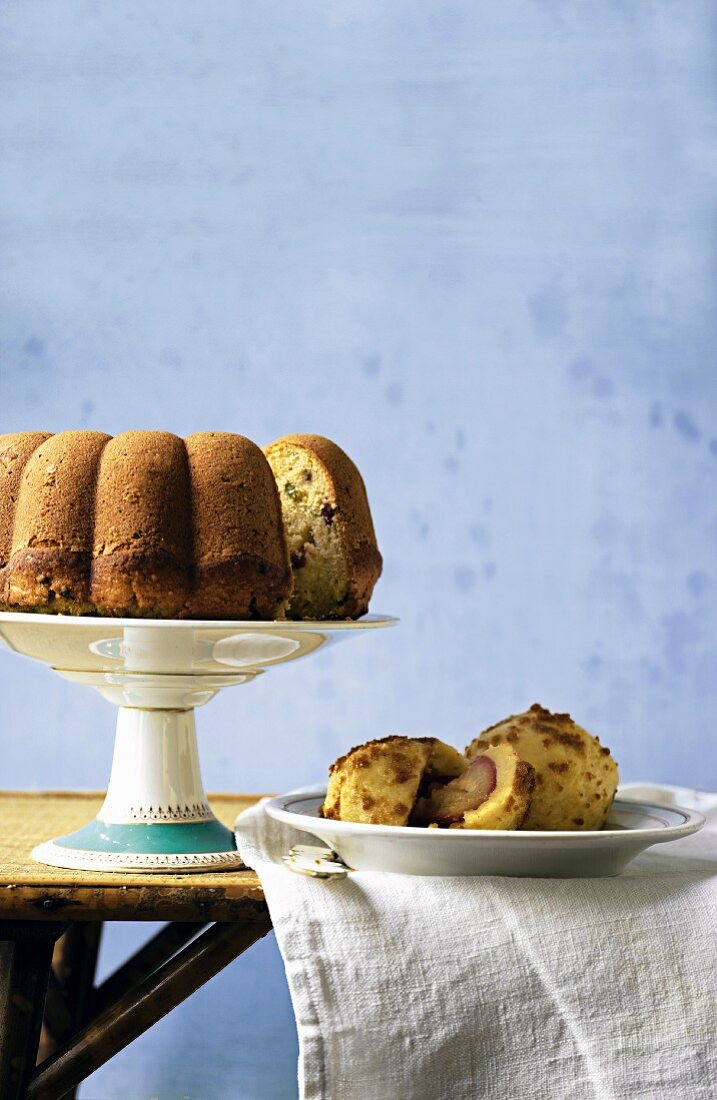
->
[1,2,714,1096]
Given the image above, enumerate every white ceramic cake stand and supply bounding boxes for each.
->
[0,611,396,873]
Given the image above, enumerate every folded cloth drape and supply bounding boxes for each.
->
[235,785,717,1100]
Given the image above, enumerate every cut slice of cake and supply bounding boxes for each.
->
[263,434,382,620]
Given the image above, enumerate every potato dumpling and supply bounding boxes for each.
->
[466,703,618,831]
[321,736,465,826]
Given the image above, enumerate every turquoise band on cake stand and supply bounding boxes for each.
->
[0,614,397,874]
[32,818,241,873]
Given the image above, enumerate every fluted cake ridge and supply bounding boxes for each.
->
[0,430,381,620]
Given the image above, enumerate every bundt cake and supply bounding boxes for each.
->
[263,434,383,620]
[0,429,380,620]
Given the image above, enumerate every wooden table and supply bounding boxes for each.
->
[0,791,271,1100]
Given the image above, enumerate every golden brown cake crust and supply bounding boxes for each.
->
[0,432,52,572]
[264,433,382,619]
[182,432,291,619]
[91,431,192,616]
[0,430,294,619]
[4,431,110,613]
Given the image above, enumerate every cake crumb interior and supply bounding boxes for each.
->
[268,447,349,619]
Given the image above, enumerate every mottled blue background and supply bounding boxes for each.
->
[1,2,715,1096]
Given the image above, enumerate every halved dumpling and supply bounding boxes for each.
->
[321,736,465,826]
[466,704,619,830]
[423,743,536,830]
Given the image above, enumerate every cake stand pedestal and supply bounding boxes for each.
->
[0,613,396,873]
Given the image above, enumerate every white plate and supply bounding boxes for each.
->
[264,788,705,878]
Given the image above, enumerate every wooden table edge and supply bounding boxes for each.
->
[0,790,272,922]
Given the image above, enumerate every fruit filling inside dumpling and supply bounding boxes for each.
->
[415,743,536,830]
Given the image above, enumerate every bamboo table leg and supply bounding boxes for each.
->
[28,916,272,1100]
[38,923,103,1100]
[91,921,204,1016]
[0,921,68,1100]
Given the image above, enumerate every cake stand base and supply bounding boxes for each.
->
[31,820,243,873]
[31,706,244,873]
[0,611,397,874]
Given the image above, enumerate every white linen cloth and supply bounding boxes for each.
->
[235,785,717,1100]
